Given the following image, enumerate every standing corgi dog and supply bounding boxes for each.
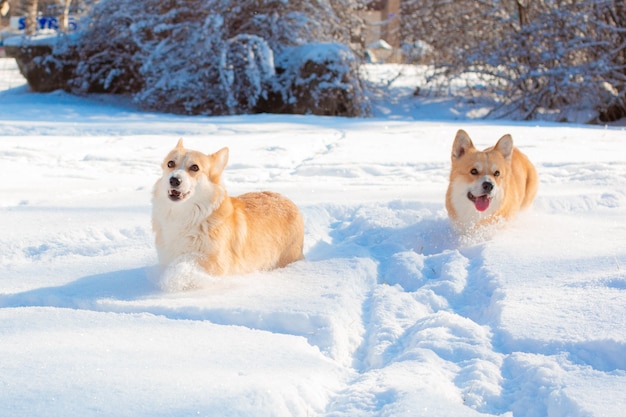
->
[152,139,304,277]
[445,129,538,234]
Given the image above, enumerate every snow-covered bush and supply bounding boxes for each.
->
[129,4,227,114]
[400,0,626,123]
[55,0,368,116]
[69,0,144,94]
[220,34,276,114]
[265,42,368,116]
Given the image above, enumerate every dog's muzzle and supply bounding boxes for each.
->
[168,175,188,201]
[467,181,494,212]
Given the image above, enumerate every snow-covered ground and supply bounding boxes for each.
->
[1,58,625,417]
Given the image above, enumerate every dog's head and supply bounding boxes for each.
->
[155,139,229,205]
[449,129,513,214]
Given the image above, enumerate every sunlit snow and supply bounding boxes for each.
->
[1,58,625,417]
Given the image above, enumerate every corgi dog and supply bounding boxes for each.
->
[152,139,304,276]
[445,129,538,234]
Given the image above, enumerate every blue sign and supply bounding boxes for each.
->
[13,16,78,31]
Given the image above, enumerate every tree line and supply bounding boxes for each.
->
[6,0,626,122]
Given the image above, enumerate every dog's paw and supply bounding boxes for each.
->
[154,254,214,292]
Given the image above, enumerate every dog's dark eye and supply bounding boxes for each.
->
[189,164,199,172]
[494,170,500,177]
[470,168,479,175]
[167,161,175,168]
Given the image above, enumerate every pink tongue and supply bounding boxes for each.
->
[475,195,490,212]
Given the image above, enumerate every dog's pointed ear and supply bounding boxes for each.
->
[495,134,514,160]
[209,147,229,181]
[176,138,184,149]
[452,130,474,160]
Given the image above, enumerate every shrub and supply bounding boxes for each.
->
[57,0,368,116]
[400,0,626,123]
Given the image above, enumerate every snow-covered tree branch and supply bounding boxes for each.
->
[400,0,626,122]
[57,0,368,116]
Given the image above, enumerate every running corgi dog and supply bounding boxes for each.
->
[445,129,538,234]
[152,139,304,276]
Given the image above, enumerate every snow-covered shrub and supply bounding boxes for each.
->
[131,5,227,114]
[49,0,367,116]
[400,0,626,123]
[4,32,80,93]
[69,0,145,94]
[265,42,369,116]
[220,34,275,114]
[484,3,626,122]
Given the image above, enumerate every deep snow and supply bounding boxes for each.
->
[1,58,625,417]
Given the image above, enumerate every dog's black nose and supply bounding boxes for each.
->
[170,177,181,187]
[482,181,493,193]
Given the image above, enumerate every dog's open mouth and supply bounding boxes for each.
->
[168,189,190,201]
[468,192,491,212]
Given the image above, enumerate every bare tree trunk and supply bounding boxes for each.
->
[23,0,39,35]
[516,0,530,27]
[380,0,401,62]
[59,0,73,32]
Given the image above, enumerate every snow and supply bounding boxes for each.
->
[1,58,626,417]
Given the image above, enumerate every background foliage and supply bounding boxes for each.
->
[64,0,368,116]
[8,0,625,122]
[400,0,626,122]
